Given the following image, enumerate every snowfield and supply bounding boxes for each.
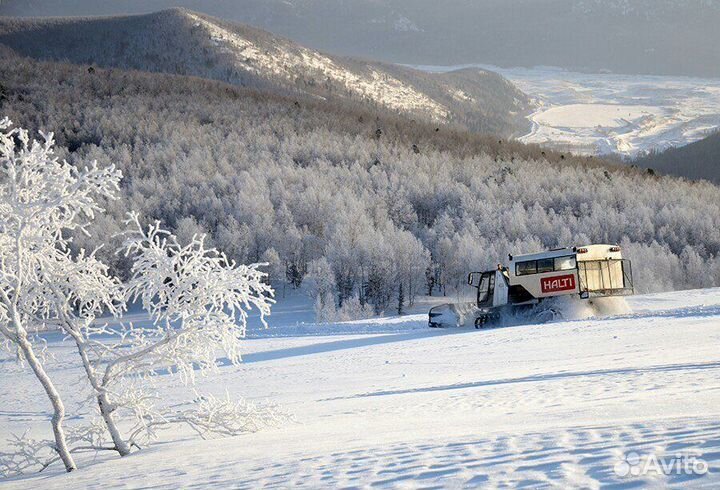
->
[2,288,720,488]
[414,64,720,157]
[532,104,666,129]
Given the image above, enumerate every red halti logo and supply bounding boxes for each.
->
[541,274,576,293]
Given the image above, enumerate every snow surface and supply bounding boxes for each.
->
[2,288,720,488]
[532,104,665,130]
[414,64,720,157]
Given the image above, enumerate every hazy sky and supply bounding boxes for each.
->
[2,0,718,77]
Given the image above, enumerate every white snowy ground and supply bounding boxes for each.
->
[414,64,720,157]
[2,288,720,488]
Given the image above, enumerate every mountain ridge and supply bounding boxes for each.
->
[0,8,530,136]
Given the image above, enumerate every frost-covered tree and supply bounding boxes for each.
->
[0,118,122,473]
[122,211,274,379]
[62,213,276,457]
[390,229,431,310]
[305,257,337,320]
[260,247,283,286]
[1,119,281,475]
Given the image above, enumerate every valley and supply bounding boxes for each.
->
[416,64,720,157]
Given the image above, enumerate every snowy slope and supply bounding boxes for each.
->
[633,131,720,184]
[2,288,720,488]
[511,69,720,157]
[184,11,448,119]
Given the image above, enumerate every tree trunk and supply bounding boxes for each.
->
[71,336,132,457]
[397,283,404,315]
[17,333,76,472]
[97,392,131,456]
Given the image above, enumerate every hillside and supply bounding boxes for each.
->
[3,0,720,78]
[2,288,720,487]
[1,48,719,310]
[633,131,720,184]
[3,3,720,488]
[0,9,529,135]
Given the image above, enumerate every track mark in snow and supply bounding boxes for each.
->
[327,360,720,400]
[606,304,720,322]
[3,288,720,488]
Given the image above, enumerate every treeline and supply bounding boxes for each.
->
[2,50,720,318]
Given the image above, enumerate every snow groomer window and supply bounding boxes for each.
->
[554,256,577,271]
[537,258,554,273]
[516,260,537,276]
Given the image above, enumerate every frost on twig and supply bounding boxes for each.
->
[0,421,113,478]
[0,117,122,473]
[0,394,289,477]
[45,212,278,460]
[164,392,289,440]
[1,118,283,475]
[124,392,290,448]
[119,211,274,382]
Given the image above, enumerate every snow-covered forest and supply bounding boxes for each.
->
[2,48,720,318]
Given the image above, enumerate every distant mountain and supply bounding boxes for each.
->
[2,0,720,77]
[573,0,720,17]
[633,131,720,184]
[0,9,529,135]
